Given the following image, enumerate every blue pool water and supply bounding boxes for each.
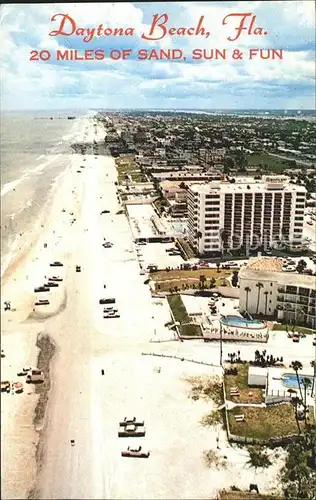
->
[282,374,314,389]
[220,315,266,329]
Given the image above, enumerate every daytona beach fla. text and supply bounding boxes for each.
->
[49,13,268,43]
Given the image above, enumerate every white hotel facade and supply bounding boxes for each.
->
[187,177,306,254]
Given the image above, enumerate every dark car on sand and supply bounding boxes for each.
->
[34,286,50,293]
[99,298,116,305]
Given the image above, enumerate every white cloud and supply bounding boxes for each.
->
[0,2,314,110]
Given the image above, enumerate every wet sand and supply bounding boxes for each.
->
[1,115,102,499]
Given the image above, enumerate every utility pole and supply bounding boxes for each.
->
[220,321,223,367]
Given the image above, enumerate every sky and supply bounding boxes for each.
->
[0,1,315,111]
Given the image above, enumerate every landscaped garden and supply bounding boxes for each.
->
[115,156,147,183]
[151,268,233,293]
[224,363,264,404]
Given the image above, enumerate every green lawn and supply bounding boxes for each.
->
[273,323,315,335]
[167,294,202,336]
[247,153,304,173]
[228,403,314,440]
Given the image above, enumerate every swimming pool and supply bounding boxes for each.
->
[220,315,266,329]
[282,373,314,389]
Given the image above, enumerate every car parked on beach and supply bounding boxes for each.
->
[121,446,150,458]
[1,381,11,393]
[49,276,63,282]
[100,210,110,214]
[99,298,116,305]
[34,286,50,293]
[50,261,63,267]
[34,299,50,306]
[45,282,59,288]
[104,313,120,319]
[26,369,44,383]
[17,366,36,376]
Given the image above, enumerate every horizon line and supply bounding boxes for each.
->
[1,107,315,113]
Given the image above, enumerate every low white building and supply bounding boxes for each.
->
[248,366,267,387]
[239,257,316,328]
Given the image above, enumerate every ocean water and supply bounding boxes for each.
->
[0,110,86,276]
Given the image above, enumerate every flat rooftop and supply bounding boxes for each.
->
[189,179,306,194]
[246,257,284,272]
[239,261,315,289]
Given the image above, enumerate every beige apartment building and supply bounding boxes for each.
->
[187,177,306,254]
[239,257,316,329]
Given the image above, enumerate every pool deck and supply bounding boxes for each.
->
[181,295,269,342]
[267,368,315,407]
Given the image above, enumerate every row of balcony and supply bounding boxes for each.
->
[277,297,315,307]
[278,287,315,296]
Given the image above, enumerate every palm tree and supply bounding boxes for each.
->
[291,396,302,434]
[311,360,316,398]
[301,377,312,411]
[246,446,272,470]
[290,360,304,402]
[263,291,269,315]
[245,287,251,312]
[255,283,264,314]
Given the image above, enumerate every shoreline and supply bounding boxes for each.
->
[0,115,94,499]
[0,112,90,280]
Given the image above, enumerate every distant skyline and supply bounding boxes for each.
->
[0,2,315,111]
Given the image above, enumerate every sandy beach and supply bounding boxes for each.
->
[1,116,287,500]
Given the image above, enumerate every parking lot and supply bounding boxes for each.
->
[135,241,185,270]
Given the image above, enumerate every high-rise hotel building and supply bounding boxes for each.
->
[187,177,306,254]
